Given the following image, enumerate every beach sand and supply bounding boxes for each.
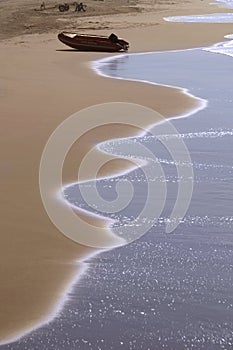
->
[1,0,233,344]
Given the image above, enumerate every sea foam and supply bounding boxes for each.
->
[164,1,233,58]
[214,0,233,8]
[164,13,233,23]
[204,34,233,58]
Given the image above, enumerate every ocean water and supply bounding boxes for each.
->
[165,12,233,23]
[214,0,233,8]
[165,0,233,24]
[2,9,233,350]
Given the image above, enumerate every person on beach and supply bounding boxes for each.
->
[74,2,87,12]
[40,2,45,10]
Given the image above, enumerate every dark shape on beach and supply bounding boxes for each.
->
[74,2,87,12]
[58,3,70,12]
[57,32,129,52]
[58,2,87,12]
[40,2,46,11]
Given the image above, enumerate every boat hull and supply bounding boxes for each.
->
[58,32,129,52]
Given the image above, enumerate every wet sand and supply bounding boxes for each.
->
[1,0,233,344]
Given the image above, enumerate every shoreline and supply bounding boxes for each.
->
[1,0,233,345]
[92,49,208,120]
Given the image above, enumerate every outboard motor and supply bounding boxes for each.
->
[109,33,129,51]
[109,33,119,43]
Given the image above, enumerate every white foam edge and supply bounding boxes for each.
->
[203,33,233,57]
[91,49,208,121]
[59,48,207,227]
[164,13,233,23]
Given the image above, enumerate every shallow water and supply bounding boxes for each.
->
[214,0,233,9]
[99,48,233,220]
[165,12,233,23]
[165,0,233,24]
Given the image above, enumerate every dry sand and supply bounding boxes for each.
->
[1,0,233,344]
